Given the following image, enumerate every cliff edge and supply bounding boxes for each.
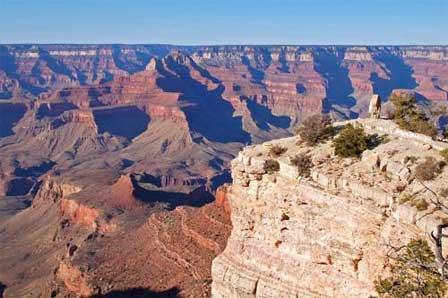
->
[211,118,448,298]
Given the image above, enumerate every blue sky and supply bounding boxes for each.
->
[1,0,446,45]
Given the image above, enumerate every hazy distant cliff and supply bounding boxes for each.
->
[1,45,447,115]
[0,45,448,297]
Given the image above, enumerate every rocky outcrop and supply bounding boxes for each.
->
[211,119,448,297]
[2,45,448,120]
[57,261,95,297]
[33,179,81,204]
[1,45,448,298]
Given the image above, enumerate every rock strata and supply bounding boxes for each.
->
[212,119,448,298]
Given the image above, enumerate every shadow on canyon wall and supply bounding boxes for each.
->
[132,177,214,210]
[91,287,180,298]
[157,53,251,144]
[0,103,27,137]
[36,102,78,119]
[38,49,76,82]
[371,52,418,101]
[112,47,153,75]
[210,171,232,191]
[0,283,5,298]
[93,106,150,140]
[244,96,291,131]
[314,48,358,117]
[241,56,266,83]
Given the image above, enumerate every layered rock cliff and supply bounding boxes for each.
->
[1,45,448,297]
[212,118,448,297]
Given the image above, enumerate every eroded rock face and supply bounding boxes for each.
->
[57,261,95,297]
[33,179,81,204]
[212,119,448,298]
[1,45,448,297]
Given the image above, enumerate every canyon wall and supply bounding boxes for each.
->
[212,119,448,297]
[1,45,448,297]
[1,45,447,118]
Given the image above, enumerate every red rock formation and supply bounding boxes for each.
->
[53,197,232,297]
[59,199,100,231]
[57,261,95,297]
[1,45,447,298]
[107,175,140,209]
[404,58,448,100]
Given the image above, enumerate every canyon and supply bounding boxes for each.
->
[0,45,447,297]
[212,119,448,297]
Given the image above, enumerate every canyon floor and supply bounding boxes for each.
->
[0,45,447,297]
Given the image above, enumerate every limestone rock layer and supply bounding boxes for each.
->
[212,119,448,298]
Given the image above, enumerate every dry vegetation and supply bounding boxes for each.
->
[295,114,334,145]
[290,153,313,177]
[264,159,280,173]
[414,157,445,181]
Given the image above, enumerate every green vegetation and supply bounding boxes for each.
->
[414,157,445,181]
[440,149,448,163]
[390,93,437,138]
[397,193,428,211]
[443,128,448,139]
[264,159,280,173]
[332,124,370,158]
[268,144,288,157]
[290,153,313,177]
[411,198,429,211]
[375,239,446,298]
[295,114,334,145]
[397,193,413,205]
[431,105,447,116]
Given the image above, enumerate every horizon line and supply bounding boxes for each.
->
[2,43,448,47]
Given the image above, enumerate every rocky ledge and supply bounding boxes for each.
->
[211,118,448,298]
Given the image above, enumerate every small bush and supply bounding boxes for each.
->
[431,105,447,116]
[398,193,429,211]
[414,157,445,181]
[375,239,446,298]
[268,144,287,157]
[441,149,448,162]
[332,124,370,158]
[443,128,448,139]
[390,93,438,138]
[439,188,448,198]
[264,159,280,173]
[412,119,438,139]
[290,153,313,177]
[398,193,413,204]
[295,114,334,145]
[412,199,429,211]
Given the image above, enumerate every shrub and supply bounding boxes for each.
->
[415,157,445,181]
[443,128,448,139]
[332,124,370,158]
[375,239,446,298]
[441,149,448,162]
[390,93,437,138]
[412,198,429,211]
[264,159,280,173]
[268,144,287,157]
[439,188,448,198]
[295,114,334,145]
[431,105,447,116]
[397,193,413,204]
[290,153,313,177]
